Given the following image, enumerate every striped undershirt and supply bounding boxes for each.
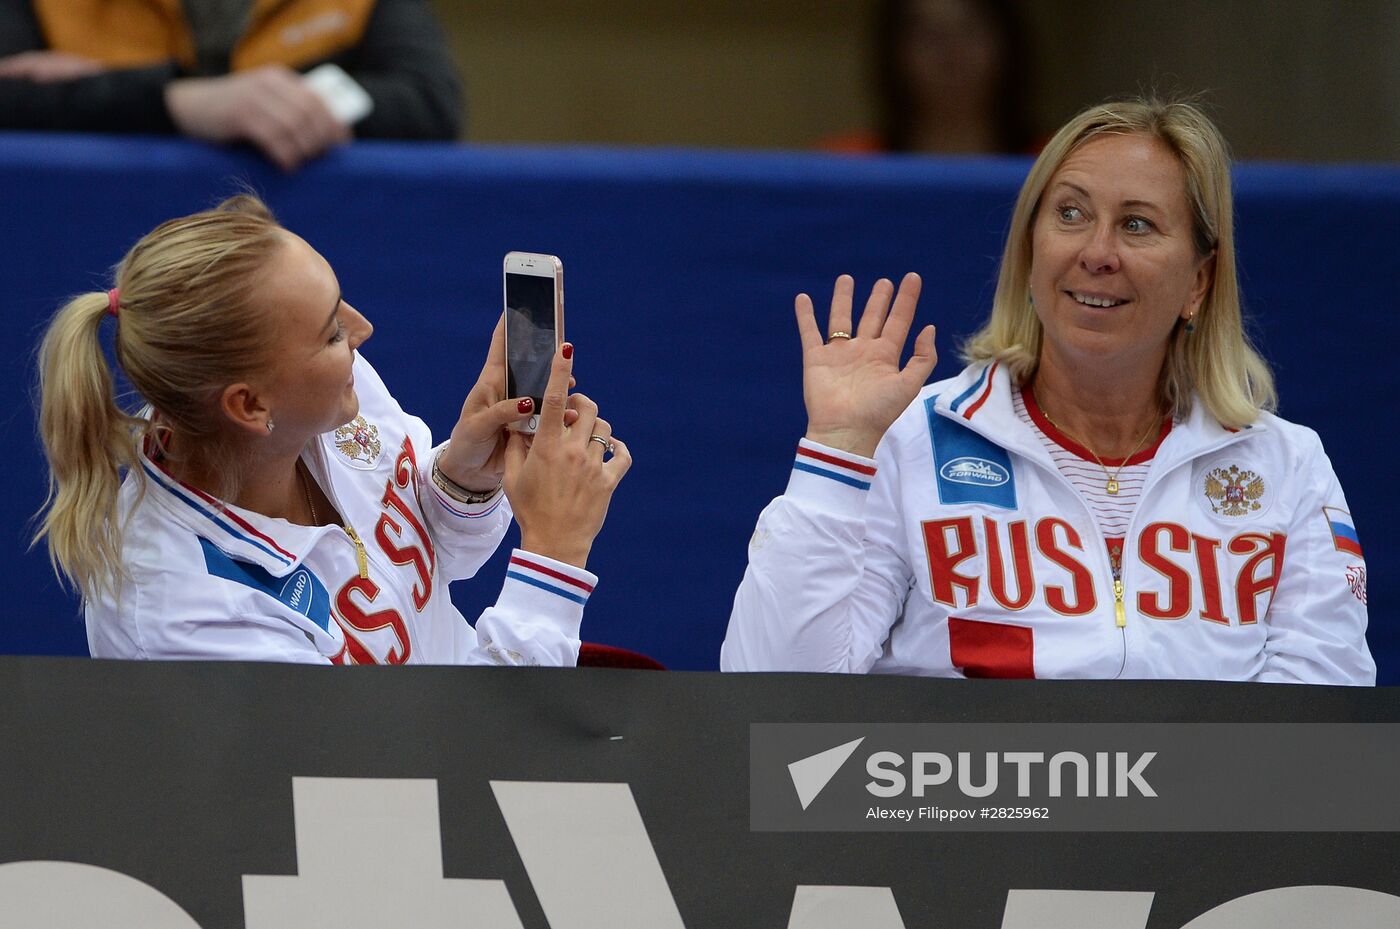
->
[1013,388,1173,576]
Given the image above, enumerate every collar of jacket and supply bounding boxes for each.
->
[138,451,333,577]
[925,360,1266,474]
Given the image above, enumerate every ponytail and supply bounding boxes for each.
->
[33,193,284,602]
[34,291,148,600]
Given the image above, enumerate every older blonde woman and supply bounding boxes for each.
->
[722,98,1373,683]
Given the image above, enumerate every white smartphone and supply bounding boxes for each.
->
[503,251,564,433]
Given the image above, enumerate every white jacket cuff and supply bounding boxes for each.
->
[785,439,878,517]
[498,548,596,630]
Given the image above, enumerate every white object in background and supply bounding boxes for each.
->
[302,63,373,125]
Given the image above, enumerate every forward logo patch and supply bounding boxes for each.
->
[939,457,1010,488]
[926,396,1017,510]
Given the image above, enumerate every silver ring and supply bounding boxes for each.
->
[828,331,853,342]
[589,434,615,454]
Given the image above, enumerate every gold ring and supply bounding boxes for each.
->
[828,331,853,341]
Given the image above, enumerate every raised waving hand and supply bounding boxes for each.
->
[796,273,937,457]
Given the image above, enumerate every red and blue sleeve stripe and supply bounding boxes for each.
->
[506,554,595,605]
[793,443,877,490]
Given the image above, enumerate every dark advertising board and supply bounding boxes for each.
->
[0,658,1396,928]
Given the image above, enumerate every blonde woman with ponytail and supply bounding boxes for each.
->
[723,97,1373,684]
[36,195,630,664]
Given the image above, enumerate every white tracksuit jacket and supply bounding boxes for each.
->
[722,361,1374,683]
[87,353,594,665]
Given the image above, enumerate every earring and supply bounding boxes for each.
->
[1184,316,1196,334]
[266,419,275,433]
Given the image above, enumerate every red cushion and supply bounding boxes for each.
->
[577,642,666,670]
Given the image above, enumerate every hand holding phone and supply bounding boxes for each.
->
[503,252,564,434]
[504,341,632,568]
[434,313,539,494]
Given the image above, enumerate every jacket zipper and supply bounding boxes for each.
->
[342,524,370,580]
[935,401,1259,645]
[306,441,422,617]
[1108,428,1256,638]
[302,442,373,582]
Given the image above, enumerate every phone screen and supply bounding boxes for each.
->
[505,272,557,405]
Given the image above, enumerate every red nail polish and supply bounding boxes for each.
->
[518,398,532,413]
[561,343,574,360]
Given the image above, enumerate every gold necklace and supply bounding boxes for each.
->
[1033,390,1161,495]
[298,461,319,525]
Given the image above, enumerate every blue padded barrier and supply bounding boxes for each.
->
[2,132,1396,680]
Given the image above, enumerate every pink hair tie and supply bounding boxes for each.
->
[106,288,120,318]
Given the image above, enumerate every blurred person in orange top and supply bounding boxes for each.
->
[0,0,461,170]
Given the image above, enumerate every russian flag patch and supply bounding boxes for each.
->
[793,442,877,490]
[506,554,595,605]
[1323,506,1363,558]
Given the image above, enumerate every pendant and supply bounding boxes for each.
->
[1106,479,1120,495]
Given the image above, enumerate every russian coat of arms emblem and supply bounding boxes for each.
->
[334,415,382,467]
[1203,464,1265,517]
